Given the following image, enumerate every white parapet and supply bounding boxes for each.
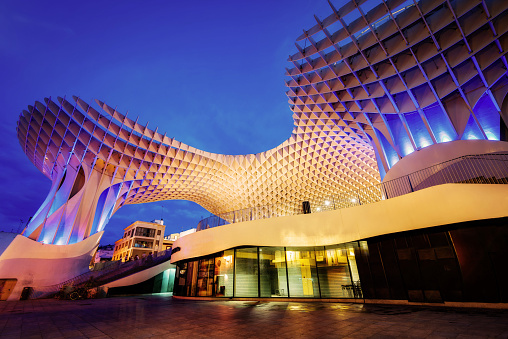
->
[0,231,103,300]
[170,184,508,264]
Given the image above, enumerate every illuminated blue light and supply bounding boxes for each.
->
[374,149,386,180]
[98,185,121,233]
[68,222,82,244]
[23,185,58,238]
[474,94,500,141]
[40,208,65,244]
[48,181,71,216]
[404,111,434,149]
[91,189,108,236]
[385,114,414,157]
[90,183,123,237]
[376,128,399,168]
[423,104,458,143]
[461,114,484,140]
[53,215,70,245]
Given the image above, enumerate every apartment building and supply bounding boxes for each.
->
[112,220,165,262]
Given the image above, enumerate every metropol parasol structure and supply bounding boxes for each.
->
[15,0,508,247]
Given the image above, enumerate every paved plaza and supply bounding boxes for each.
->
[1,295,508,338]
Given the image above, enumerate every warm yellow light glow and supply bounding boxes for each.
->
[286,251,295,261]
[223,255,232,266]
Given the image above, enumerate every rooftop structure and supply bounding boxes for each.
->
[16,0,508,245]
[166,0,508,305]
[3,0,508,303]
[286,0,508,177]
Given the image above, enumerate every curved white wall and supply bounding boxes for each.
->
[0,232,103,300]
[103,261,174,288]
[171,184,508,263]
[383,140,508,182]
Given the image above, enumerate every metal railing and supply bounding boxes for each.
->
[197,153,508,231]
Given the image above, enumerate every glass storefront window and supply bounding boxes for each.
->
[259,247,288,297]
[346,244,362,298]
[179,260,198,296]
[317,245,353,298]
[174,262,187,296]
[214,250,234,297]
[173,244,363,299]
[235,247,258,297]
[197,258,214,296]
[286,247,320,297]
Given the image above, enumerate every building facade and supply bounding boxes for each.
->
[112,220,165,261]
[15,0,508,246]
[173,216,508,303]
[170,0,508,306]
[5,0,508,303]
[171,180,508,304]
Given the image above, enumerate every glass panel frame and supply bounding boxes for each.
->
[214,250,234,297]
[317,245,354,298]
[259,247,288,297]
[234,247,259,297]
[286,247,320,298]
[196,258,214,296]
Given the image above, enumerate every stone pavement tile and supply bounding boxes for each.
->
[172,328,201,336]
[22,335,43,339]
[370,334,398,339]
[384,325,409,332]
[1,335,22,339]
[21,330,43,337]
[359,326,385,336]
[387,330,416,338]
[455,334,492,339]
[41,332,65,339]
[329,320,355,329]
[335,325,361,336]
[410,322,438,330]
[283,326,318,336]
[149,327,171,336]
[79,329,106,337]
[2,296,508,338]
[404,332,435,338]
[1,329,22,337]
[189,333,219,339]
[60,329,85,338]
[319,333,348,339]
[428,331,459,339]
[497,330,508,338]
[348,329,381,338]
[364,324,391,332]
[128,328,160,338]
[106,332,138,339]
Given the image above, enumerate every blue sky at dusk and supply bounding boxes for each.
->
[0,0,336,244]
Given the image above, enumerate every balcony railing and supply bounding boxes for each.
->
[197,153,508,231]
